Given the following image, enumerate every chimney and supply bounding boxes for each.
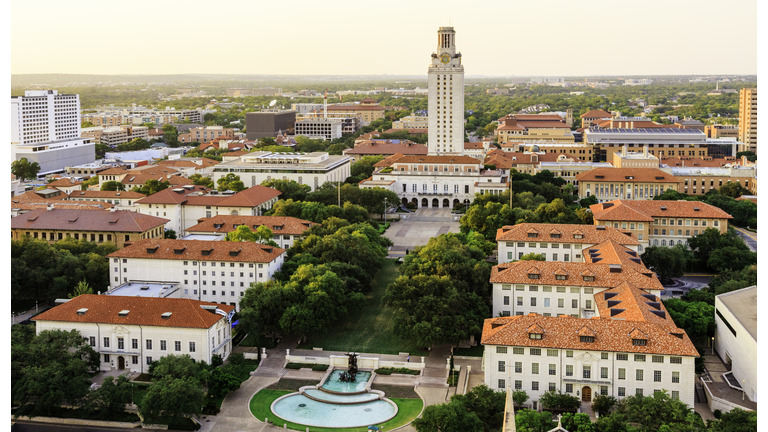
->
[110,207,117,213]
[643,146,648,157]
[47,203,54,211]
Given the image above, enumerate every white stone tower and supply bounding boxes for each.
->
[428,27,464,155]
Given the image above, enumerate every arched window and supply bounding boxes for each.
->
[661,240,666,246]
[231,210,238,216]
[653,240,659,246]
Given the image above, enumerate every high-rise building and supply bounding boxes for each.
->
[738,88,757,153]
[11,90,95,175]
[428,27,464,155]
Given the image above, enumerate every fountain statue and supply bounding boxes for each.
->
[338,352,359,382]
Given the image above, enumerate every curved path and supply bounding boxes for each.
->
[206,341,455,432]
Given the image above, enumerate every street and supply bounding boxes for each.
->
[732,226,757,252]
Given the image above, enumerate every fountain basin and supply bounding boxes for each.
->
[271,393,397,428]
[303,388,381,404]
[320,370,372,394]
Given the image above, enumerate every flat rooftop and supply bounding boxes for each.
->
[717,286,757,341]
[107,282,180,298]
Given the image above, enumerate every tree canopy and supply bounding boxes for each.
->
[217,173,245,192]
[260,179,311,202]
[11,157,41,181]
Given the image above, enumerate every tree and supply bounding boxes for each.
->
[239,280,296,343]
[539,390,580,412]
[591,395,617,417]
[189,174,214,189]
[217,173,245,192]
[12,329,100,418]
[735,151,756,162]
[384,274,488,348]
[560,413,596,432]
[446,385,505,431]
[512,390,530,409]
[663,299,715,343]
[132,179,170,195]
[138,376,205,422]
[519,253,545,261]
[84,375,135,419]
[261,179,311,202]
[11,157,41,181]
[224,225,278,247]
[149,354,208,382]
[707,246,757,273]
[95,143,111,158]
[718,181,749,198]
[347,156,385,183]
[687,228,755,272]
[165,229,177,239]
[640,245,690,283]
[101,180,125,191]
[412,401,485,432]
[68,280,93,298]
[81,176,99,190]
[205,368,241,399]
[708,408,757,432]
[613,390,705,432]
[514,409,556,432]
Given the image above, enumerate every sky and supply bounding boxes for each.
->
[10,0,760,77]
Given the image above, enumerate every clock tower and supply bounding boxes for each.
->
[428,27,464,155]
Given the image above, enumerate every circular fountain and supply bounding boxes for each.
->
[270,353,398,428]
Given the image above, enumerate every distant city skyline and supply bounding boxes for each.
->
[11,0,758,76]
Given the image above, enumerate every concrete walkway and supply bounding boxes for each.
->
[205,342,463,432]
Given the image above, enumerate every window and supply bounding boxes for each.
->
[515,380,522,390]
[498,361,506,372]
[583,366,591,379]
[549,364,556,375]
[532,381,539,391]
[517,297,523,306]
[566,365,573,376]
[146,357,153,365]
[530,298,537,307]
[550,382,557,391]
[103,337,110,348]
[496,346,507,354]
[619,368,626,380]
[654,370,662,382]
[672,371,680,383]
[601,352,609,360]
[132,356,138,364]
[498,379,506,389]
[504,296,510,306]
[601,367,608,379]
[635,354,646,362]
[532,363,539,374]
[515,362,522,373]
[175,341,181,352]
[636,389,643,396]
[670,357,682,364]
[118,337,124,350]
[89,336,96,347]
[547,349,558,357]
[572,299,578,308]
[190,342,196,352]
[566,383,573,393]
[617,354,628,361]
[618,387,626,397]
[566,350,573,358]
[636,370,644,381]
[558,299,564,308]
[530,348,541,356]
[513,347,524,355]
[160,340,167,351]
[652,355,664,363]
[146,340,152,350]
[104,354,110,363]
[672,390,679,400]
[633,339,647,346]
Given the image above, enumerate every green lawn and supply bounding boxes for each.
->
[297,260,428,356]
[249,389,423,432]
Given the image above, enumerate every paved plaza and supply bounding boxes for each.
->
[384,208,462,255]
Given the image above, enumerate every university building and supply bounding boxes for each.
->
[33,295,235,372]
[575,167,681,201]
[185,215,317,249]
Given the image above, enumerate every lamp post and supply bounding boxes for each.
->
[384,197,387,224]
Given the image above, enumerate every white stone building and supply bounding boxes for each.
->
[495,223,641,264]
[184,215,317,249]
[428,27,465,155]
[32,294,235,373]
[107,239,286,311]
[212,152,351,192]
[135,185,282,233]
[714,286,757,404]
[11,90,95,175]
[482,306,698,409]
[295,118,343,140]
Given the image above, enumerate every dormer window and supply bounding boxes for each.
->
[580,336,595,343]
[527,233,538,238]
[556,275,567,280]
[528,273,540,279]
[529,333,542,340]
[632,339,647,346]
[573,234,583,239]
[583,276,595,282]
[551,233,561,239]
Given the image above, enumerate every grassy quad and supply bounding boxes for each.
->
[296,259,428,356]
[249,389,423,432]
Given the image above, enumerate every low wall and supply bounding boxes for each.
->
[13,416,141,428]
[285,352,425,371]
[701,380,754,413]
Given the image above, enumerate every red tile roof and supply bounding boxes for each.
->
[108,238,284,263]
[496,223,640,245]
[390,155,482,165]
[464,142,483,149]
[136,185,280,208]
[134,186,210,205]
[11,201,115,211]
[122,174,192,187]
[575,168,681,183]
[481,314,698,356]
[324,104,384,111]
[11,208,168,232]
[69,190,146,199]
[186,215,316,236]
[590,200,733,221]
[33,295,234,329]
[345,141,427,156]
[580,109,612,119]
[11,191,68,203]
[382,128,429,134]
[157,158,220,168]
[47,178,82,188]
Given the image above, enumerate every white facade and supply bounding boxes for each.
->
[714,286,757,403]
[109,254,284,311]
[295,118,343,140]
[212,152,351,192]
[484,344,695,408]
[428,27,465,155]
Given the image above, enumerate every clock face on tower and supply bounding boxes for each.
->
[440,54,450,64]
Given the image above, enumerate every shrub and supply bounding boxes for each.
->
[286,362,328,371]
[228,353,245,366]
[591,395,617,417]
[374,367,419,375]
[512,390,529,408]
[211,354,223,368]
[202,401,221,415]
[539,390,580,412]
[714,409,722,419]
